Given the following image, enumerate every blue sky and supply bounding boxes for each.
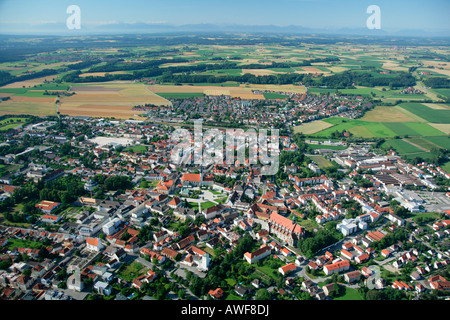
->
[0,0,449,34]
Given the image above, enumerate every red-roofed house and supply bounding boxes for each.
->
[35,200,60,214]
[267,211,304,246]
[208,288,224,299]
[278,262,297,275]
[86,237,104,252]
[244,245,271,264]
[168,197,182,209]
[41,214,61,224]
[323,260,350,276]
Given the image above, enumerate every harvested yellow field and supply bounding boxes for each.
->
[295,66,328,74]
[382,60,408,72]
[147,84,265,99]
[422,60,450,77]
[60,104,145,119]
[0,98,56,116]
[230,93,265,99]
[1,75,58,88]
[293,120,333,135]
[148,85,203,93]
[360,106,416,122]
[59,82,171,118]
[236,58,268,65]
[429,123,450,135]
[203,88,231,95]
[394,105,428,122]
[422,103,450,110]
[328,66,349,73]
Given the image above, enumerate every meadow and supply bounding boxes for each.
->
[309,102,449,139]
[398,103,450,124]
[1,40,449,121]
[0,117,29,131]
[307,87,431,101]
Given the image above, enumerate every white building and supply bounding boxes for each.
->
[102,218,122,236]
[337,219,358,236]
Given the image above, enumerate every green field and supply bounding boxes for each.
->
[123,145,148,153]
[308,155,334,168]
[382,139,422,154]
[405,137,439,151]
[307,143,347,150]
[399,103,450,124]
[312,116,446,139]
[381,136,448,161]
[307,87,430,100]
[155,92,204,98]
[201,68,243,76]
[423,136,450,150]
[313,118,396,138]
[117,261,148,282]
[0,117,29,130]
[441,161,450,173]
[6,238,45,250]
[433,89,450,99]
[0,83,70,97]
[263,92,289,99]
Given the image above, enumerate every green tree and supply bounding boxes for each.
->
[255,289,272,300]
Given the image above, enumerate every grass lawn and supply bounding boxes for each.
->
[441,161,450,174]
[215,197,228,204]
[263,92,289,99]
[295,218,319,232]
[225,293,244,300]
[308,154,334,168]
[200,201,217,211]
[254,265,279,281]
[0,117,29,131]
[123,145,147,153]
[6,238,45,250]
[187,202,199,210]
[117,261,148,282]
[333,287,364,300]
[408,211,440,222]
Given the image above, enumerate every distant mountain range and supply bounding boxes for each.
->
[1,21,449,37]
